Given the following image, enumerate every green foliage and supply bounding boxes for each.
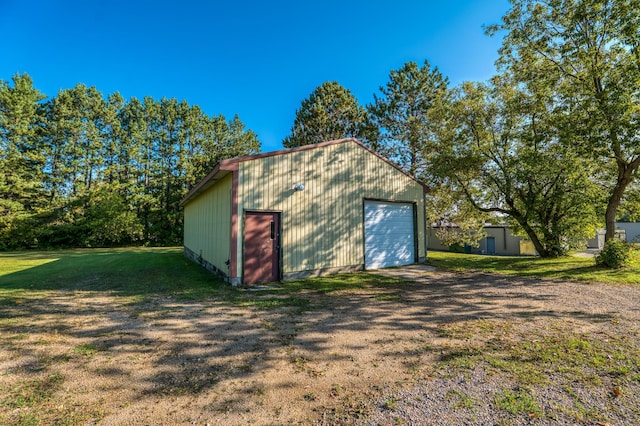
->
[369,60,449,178]
[427,186,487,248]
[283,81,377,148]
[80,188,143,247]
[0,74,47,249]
[489,0,640,241]
[431,79,602,258]
[617,184,640,223]
[0,75,260,249]
[595,239,631,268]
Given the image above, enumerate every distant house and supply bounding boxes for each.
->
[180,139,428,285]
[427,225,537,256]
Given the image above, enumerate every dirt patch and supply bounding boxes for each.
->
[1,269,638,425]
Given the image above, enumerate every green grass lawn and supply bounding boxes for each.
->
[3,247,638,304]
[0,247,402,308]
[426,249,640,284]
[0,247,235,302]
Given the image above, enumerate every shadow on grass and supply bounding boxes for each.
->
[0,247,230,299]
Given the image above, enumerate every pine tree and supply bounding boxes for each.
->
[283,81,376,148]
[369,60,449,178]
[0,73,46,247]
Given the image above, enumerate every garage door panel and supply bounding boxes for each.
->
[364,201,416,269]
[365,225,413,235]
[365,234,413,244]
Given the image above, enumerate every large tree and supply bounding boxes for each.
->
[283,81,376,148]
[0,73,47,247]
[432,78,602,257]
[369,60,449,178]
[488,0,640,241]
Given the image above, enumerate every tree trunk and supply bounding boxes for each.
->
[605,160,636,241]
[605,195,620,242]
[514,215,551,257]
[525,228,550,258]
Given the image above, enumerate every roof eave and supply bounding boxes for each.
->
[179,162,237,206]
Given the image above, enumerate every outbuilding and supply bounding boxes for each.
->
[427,225,532,256]
[180,138,428,285]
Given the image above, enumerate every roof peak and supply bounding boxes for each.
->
[220,138,360,165]
[180,138,428,206]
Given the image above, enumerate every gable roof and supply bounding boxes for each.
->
[180,138,428,206]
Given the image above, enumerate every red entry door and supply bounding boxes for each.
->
[243,212,280,284]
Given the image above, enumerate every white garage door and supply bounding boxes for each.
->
[364,201,416,269]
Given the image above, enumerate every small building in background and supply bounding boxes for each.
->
[431,222,638,255]
[181,138,428,285]
[427,224,536,256]
[615,222,640,243]
[588,225,634,249]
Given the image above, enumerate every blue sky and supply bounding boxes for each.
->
[1,0,510,152]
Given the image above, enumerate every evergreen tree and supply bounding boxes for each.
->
[0,73,46,247]
[283,81,376,148]
[369,60,449,178]
[2,73,261,248]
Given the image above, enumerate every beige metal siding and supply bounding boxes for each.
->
[236,141,426,275]
[427,227,453,251]
[183,173,232,274]
[481,227,521,255]
[616,222,640,243]
[519,240,537,256]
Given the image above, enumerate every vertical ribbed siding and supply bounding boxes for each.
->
[184,173,232,274]
[236,141,426,275]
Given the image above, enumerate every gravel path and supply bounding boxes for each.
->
[1,266,638,425]
[366,267,640,425]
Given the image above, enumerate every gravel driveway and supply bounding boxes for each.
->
[1,266,638,425]
[365,266,640,425]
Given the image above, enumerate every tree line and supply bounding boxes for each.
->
[282,0,640,258]
[0,76,260,248]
